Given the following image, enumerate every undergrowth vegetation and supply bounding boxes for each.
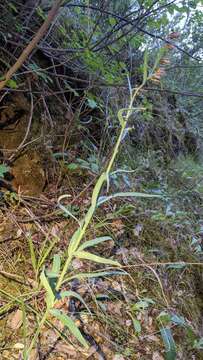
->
[0,1,202,359]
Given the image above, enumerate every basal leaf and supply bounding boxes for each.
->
[160,327,176,360]
[132,318,142,334]
[50,309,89,348]
[0,164,10,178]
[40,269,55,308]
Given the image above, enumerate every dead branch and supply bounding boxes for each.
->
[0,0,63,92]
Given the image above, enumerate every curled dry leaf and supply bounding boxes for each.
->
[54,342,77,357]
[165,43,175,50]
[168,32,180,39]
[160,58,170,65]
[7,309,23,330]
[107,301,122,316]
[110,219,125,235]
[72,258,84,269]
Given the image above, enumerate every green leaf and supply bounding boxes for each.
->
[68,227,82,256]
[7,79,17,89]
[51,255,61,276]
[40,269,55,308]
[77,236,112,252]
[132,298,155,311]
[193,337,203,350]
[87,98,97,109]
[53,152,69,159]
[58,194,80,225]
[132,317,142,334]
[171,314,186,326]
[118,109,125,127]
[166,262,186,270]
[157,311,171,326]
[49,309,89,348]
[75,251,120,266]
[109,17,116,26]
[160,327,176,360]
[67,163,79,170]
[8,3,18,13]
[97,191,162,206]
[91,172,107,207]
[0,164,9,178]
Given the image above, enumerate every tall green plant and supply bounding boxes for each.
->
[26,50,163,358]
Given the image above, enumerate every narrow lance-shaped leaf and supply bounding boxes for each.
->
[91,172,107,207]
[50,309,89,348]
[77,236,112,252]
[118,109,125,127]
[160,327,176,360]
[97,191,162,206]
[40,269,55,308]
[75,250,120,266]
[64,270,127,283]
[68,227,82,257]
[51,254,61,276]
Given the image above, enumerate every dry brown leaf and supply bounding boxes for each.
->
[110,219,125,235]
[72,258,84,269]
[54,342,76,356]
[7,309,23,330]
[107,302,122,316]
[13,342,24,350]
[113,355,126,360]
[152,351,164,360]
[147,335,161,344]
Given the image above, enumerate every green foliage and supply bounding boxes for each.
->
[67,155,100,174]
[1,1,203,358]
[6,79,17,89]
[0,164,9,178]
[193,338,203,350]
[160,327,176,360]
[50,309,88,348]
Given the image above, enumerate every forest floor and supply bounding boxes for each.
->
[0,92,202,360]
